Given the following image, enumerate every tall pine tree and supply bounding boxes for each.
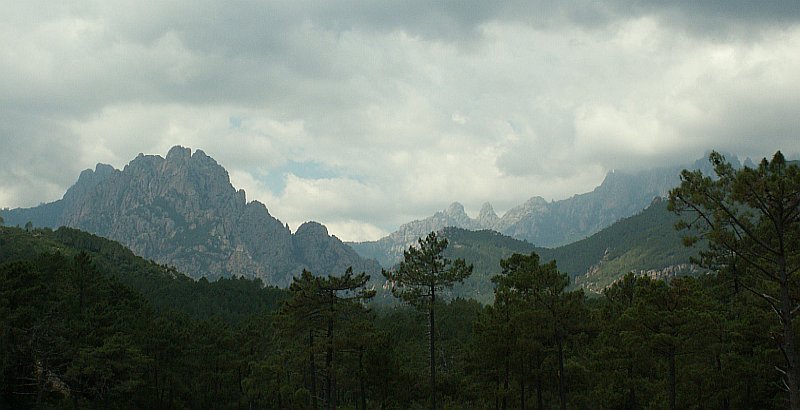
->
[383,231,472,410]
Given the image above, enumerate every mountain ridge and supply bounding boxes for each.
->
[1,146,379,286]
[351,154,741,267]
[432,197,701,302]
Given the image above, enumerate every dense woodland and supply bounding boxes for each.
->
[0,226,786,409]
[1,152,798,409]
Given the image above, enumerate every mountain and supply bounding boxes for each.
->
[426,198,701,302]
[537,197,703,293]
[352,154,740,267]
[438,228,537,304]
[349,202,487,267]
[495,167,680,246]
[0,146,379,286]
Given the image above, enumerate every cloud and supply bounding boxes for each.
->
[1,1,799,240]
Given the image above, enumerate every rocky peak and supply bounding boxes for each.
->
[292,221,379,280]
[63,163,116,203]
[166,145,192,162]
[6,146,379,285]
[445,202,466,217]
[691,151,741,175]
[295,221,329,237]
[523,196,548,209]
[477,202,499,227]
[189,149,220,169]
[95,163,115,178]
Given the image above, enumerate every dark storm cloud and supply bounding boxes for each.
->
[629,1,800,36]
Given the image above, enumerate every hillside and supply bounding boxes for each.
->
[0,225,288,322]
[438,228,536,304]
[540,198,702,293]
[424,198,701,301]
[0,146,380,286]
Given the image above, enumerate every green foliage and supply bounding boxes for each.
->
[434,201,701,300]
[486,252,587,410]
[544,199,702,292]
[669,151,800,408]
[440,228,537,304]
[0,252,153,408]
[384,231,473,309]
[0,226,289,409]
[0,226,287,323]
[1,154,796,410]
[278,267,375,409]
[382,231,472,410]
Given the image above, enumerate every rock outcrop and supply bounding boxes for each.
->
[2,146,379,286]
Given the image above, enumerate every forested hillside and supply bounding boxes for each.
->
[0,224,787,409]
[430,198,700,303]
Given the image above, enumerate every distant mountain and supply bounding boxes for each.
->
[352,154,739,267]
[426,198,701,302]
[494,166,681,246]
[1,146,379,286]
[538,198,703,293]
[350,202,487,267]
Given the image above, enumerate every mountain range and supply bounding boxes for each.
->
[1,146,745,290]
[416,197,700,303]
[350,155,739,267]
[1,146,379,286]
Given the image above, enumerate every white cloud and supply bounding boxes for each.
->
[1,1,799,240]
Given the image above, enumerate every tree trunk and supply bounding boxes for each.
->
[536,375,543,410]
[520,372,526,410]
[430,286,437,410]
[668,347,676,410]
[715,351,729,410]
[326,318,335,410]
[310,331,318,410]
[495,375,500,410]
[557,335,566,410]
[626,365,637,409]
[502,355,508,410]
[780,257,800,410]
[359,349,367,410]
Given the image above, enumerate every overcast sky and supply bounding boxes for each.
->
[2,1,799,241]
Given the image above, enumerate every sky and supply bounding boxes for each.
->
[2,1,799,242]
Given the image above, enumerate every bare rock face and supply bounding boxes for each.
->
[477,202,499,227]
[6,146,379,286]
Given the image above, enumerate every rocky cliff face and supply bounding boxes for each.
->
[3,146,379,286]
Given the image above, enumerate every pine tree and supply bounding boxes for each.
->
[669,151,800,408]
[281,268,375,410]
[492,252,585,410]
[382,231,472,410]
